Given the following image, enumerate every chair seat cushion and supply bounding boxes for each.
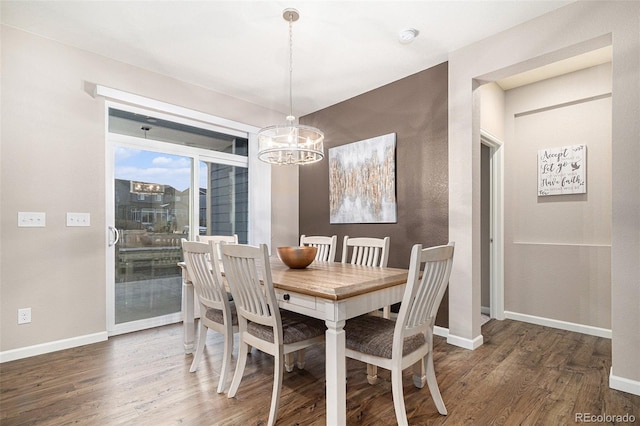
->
[204,300,238,326]
[345,315,425,359]
[247,311,325,344]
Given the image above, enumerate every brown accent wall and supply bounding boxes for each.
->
[299,62,449,325]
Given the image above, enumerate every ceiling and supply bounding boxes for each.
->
[1,1,581,118]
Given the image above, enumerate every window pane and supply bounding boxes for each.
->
[109,108,248,156]
[114,148,189,324]
[199,161,248,243]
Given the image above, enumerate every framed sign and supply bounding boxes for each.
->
[537,144,586,196]
[329,133,397,223]
[130,181,165,195]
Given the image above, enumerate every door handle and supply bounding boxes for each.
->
[108,226,120,246]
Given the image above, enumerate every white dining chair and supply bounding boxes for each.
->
[221,243,326,426]
[197,234,238,260]
[344,242,455,425]
[341,235,392,382]
[341,236,390,267]
[300,234,338,262]
[342,235,391,315]
[182,240,238,394]
[296,234,337,368]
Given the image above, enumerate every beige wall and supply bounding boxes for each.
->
[270,165,299,250]
[504,63,612,328]
[449,0,639,388]
[0,26,296,355]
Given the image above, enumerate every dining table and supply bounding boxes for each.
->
[180,257,410,425]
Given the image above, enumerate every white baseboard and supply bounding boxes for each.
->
[434,325,448,338]
[447,332,483,350]
[434,326,484,350]
[504,311,612,339]
[0,332,108,363]
[435,325,484,350]
[481,306,490,315]
[610,368,640,396]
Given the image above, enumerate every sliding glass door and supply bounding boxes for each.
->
[107,105,248,334]
[112,148,189,325]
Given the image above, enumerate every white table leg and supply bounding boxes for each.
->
[180,265,195,354]
[325,319,346,425]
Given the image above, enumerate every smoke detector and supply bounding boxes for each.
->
[399,28,419,44]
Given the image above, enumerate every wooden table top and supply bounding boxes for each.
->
[269,259,409,301]
[180,258,409,301]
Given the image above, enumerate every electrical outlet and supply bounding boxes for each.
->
[18,308,31,324]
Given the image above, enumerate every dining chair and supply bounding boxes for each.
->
[221,243,326,426]
[300,234,338,262]
[341,235,390,267]
[342,235,391,319]
[182,241,238,394]
[288,234,336,368]
[341,235,393,382]
[197,234,238,260]
[344,242,455,425]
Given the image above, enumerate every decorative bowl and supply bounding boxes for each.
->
[277,246,317,269]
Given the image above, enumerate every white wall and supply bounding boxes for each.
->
[479,82,505,141]
[449,1,639,393]
[0,26,298,357]
[504,63,611,329]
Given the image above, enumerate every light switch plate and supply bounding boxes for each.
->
[67,212,90,227]
[18,212,46,227]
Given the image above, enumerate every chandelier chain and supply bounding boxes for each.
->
[288,12,294,121]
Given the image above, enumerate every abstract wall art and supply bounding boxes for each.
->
[329,133,397,223]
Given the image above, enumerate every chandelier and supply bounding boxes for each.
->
[257,8,325,165]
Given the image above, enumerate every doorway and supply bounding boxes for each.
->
[480,131,504,323]
[481,143,491,323]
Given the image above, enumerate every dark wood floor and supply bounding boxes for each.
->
[2,319,638,425]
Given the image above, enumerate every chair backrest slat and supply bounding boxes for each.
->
[182,241,228,310]
[408,259,447,329]
[230,255,265,319]
[221,244,282,336]
[395,243,455,350]
[300,235,338,262]
[341,236,390,267]
[318,245,327,260]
